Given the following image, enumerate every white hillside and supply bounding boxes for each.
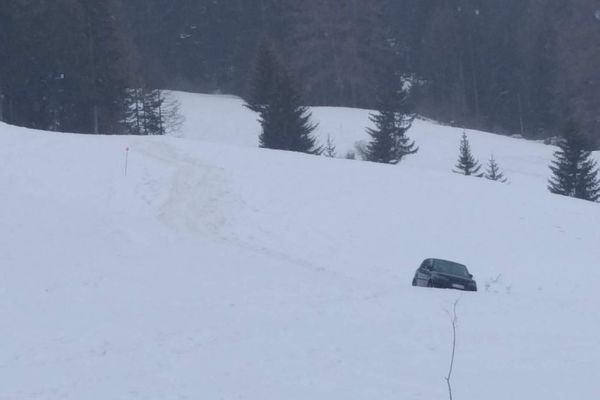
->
[175,91,592,194]
[1,94,599,400]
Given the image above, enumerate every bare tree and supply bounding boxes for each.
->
[445,299,460,400]
[284,0,389,108]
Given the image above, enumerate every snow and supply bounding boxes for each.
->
[1,92,600,399]
[175,91,569,193]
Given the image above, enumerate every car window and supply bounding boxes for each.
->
[433,260,469,277]
[420,259,431,270]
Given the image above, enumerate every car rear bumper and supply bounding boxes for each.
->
[431,279,477,291]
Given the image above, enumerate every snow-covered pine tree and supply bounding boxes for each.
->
[324,135,337,157]
[365,73,417,164]
[454,131,483,176]
[548,121,600,201]
[485,154,508,182]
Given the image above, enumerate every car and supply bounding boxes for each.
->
[412,258,477,291]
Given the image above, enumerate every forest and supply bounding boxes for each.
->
[1,0,599,143]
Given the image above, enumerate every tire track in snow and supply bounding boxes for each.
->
[134,139,240,241]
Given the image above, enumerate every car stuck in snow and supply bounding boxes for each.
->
[412,258,477,291]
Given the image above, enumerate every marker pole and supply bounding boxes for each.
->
[125,147,130,176]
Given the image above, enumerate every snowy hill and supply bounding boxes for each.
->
[174,91,576,194]
[1,93,600,400]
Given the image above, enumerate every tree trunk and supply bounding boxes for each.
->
[8,97,14,123]
[517,93,525,136]
[158,91,164,135]
[468,32,480,118]
[87,19,99,134]
[93,105,99,135]
[458,57,468,118]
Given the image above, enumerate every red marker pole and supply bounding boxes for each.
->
[124,146,130,176]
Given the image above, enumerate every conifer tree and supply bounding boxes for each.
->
[245,40,278,114]
[0,1,9,121]
[247,43,320,154]
[324,135,337,158]
[365,73,417,164]
[0,0,97,132]
[142,89,166,135]
[485,154,508,183]
[79,0,128,134]
[122,88,182,135]
[454,131,483,176]
[548,121,600,201]
[122,88,144,135]
[0,2,14,121]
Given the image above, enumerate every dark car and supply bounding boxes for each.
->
[412,258,477,291]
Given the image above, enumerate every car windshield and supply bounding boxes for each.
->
[434,260,469,277]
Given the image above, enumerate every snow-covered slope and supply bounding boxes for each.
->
[175,91,577,194]
[1,94,599,400]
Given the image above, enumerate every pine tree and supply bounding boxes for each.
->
[454,131,483,176]
[485,154,508,182]
[323,135,337,158]
[0,1,9,121]
[548,121,600,201]
[247,44,320,154]
[245,40,278,114]
[285,0,390,108]
[79,0,128,134]
[122,88,144,135]
[142,89,166,135]
[161,91,185,135]
[122,88,182,135]
[0,0,95,132]
[365,73,417,164]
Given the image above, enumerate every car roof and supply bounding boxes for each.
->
[429,258,467,267]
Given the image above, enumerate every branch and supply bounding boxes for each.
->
[445,298,460,400]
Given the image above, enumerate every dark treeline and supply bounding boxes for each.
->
[0,0,129,133]
[0,0,176,135]
[1,0,599,142]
